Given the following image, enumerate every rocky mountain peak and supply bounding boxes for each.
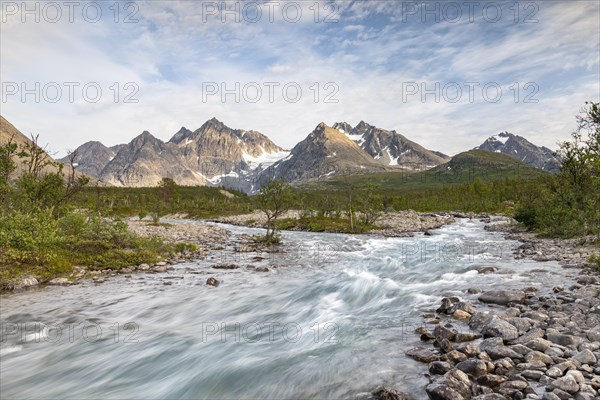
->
[332,122,353,133]
[169,127,193,144]
[477,132,560,172]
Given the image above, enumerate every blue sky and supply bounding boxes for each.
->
[1,0,599,157]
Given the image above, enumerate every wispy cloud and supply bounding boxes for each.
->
[1,0,598,156]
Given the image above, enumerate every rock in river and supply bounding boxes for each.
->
[479,290,526,305]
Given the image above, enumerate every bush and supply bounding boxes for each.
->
[589,254,600,272]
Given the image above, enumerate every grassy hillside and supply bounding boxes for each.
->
[305,150,548,192]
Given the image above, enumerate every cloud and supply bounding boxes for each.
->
[0,0,598,157]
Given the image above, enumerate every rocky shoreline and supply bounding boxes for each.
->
[397,217,600,400]
[214,210,457,237]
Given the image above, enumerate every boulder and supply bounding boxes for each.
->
[482,316,519,341]
[546,333,586,348]
[485,345,523,360]
[372,387,409,400]
[479,290,526,305]
[549,375,579,394]
[456,359,488,377]
[206,277,219,287]
[425,383,464,400]
[406,347,438,363]
[572,349,596,365]
[429,361,453,375]
[47,278,71,286]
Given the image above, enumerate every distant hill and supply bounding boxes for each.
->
[304,149,548,192]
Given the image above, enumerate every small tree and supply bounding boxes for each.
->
[355,183,384,227]
[256,179,294,240]
[159,177,178,205]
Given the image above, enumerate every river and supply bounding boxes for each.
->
[0,219,574,399]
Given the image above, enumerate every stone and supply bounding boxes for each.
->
[546,333,586,348]
[472,395,506,400]
[575,393,597,400]
[443,368,472,398]
[47,278,71,286]
[524,351,553,365]
[449,301,476,315]
[479,290,526,305]
[14,276,39,290]
[586,326,600,342]
[425,383,463,400]
[499,380,529,391]
[482,316,519,341]
[510,328,546,345]
[541,393,561,400]
[510,344,533,356]
[206,277,219,287]
[437,297,460,314]
[565,370,585,384]
[526,338,551,352]
[372,387,409,400]
[429,361,453,375]
[455,342,480,357]
[550,375,580,394]
[452,310,471,320]
[255,267,270,272]
[572,349,596,365]
[441,350,468,363]
[212,263,239,270]
[138,263,151,271]
[434,325,457,341]
[480,337,504,351]
[436,338,453,353]
[477,374,508,388]
[521,370,544,380]
[477,266,497,274]
[406,347,438,363]
[456,359,488,377]
[152,265,168,273]
[521,311,549,321]
[455,332,481,342]
[485,345,523,360]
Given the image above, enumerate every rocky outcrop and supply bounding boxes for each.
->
[335,120,449,168]
[58,141,119,177]
[99,131,206,187]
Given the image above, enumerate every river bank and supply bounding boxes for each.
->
[401,217,600,400]
[214,210,457,236]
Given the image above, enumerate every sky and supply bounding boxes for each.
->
[1,0,599,157]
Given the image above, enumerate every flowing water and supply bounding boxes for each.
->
[0,219,576,399]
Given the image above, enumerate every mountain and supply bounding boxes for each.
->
[83,118,288,189]
[333,121,449,169]
[168,118,288,190]
[0,115,80,179]
[99,131,206,187]
[259,122,390,185]
[58,141,120,177]
[476,132,561,172]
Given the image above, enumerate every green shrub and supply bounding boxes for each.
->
[589,254,600,271]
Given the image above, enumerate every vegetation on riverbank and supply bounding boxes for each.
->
[0,136,180,290]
